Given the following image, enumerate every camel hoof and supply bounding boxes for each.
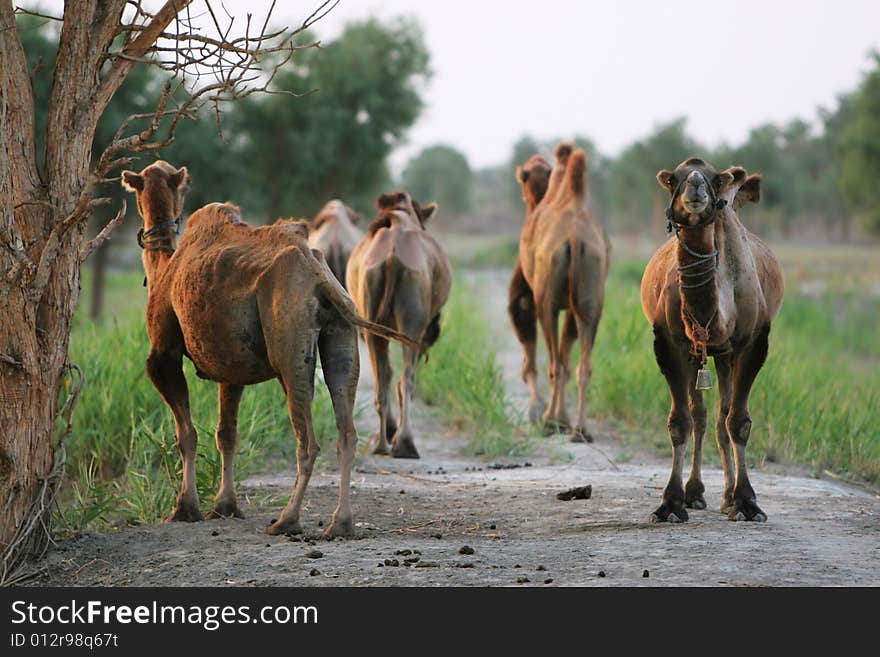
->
[323,518,354,539]
[265,518,302,536]
[649,499,689,524]
[391,438,420,459]
[165,505,204,523]
[726,498,767,522]
[372,443,391,456]
[570,427,593,443]
[207,499,245,520]
[684,480,706,509]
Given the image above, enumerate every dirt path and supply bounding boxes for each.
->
[38,269,880,586]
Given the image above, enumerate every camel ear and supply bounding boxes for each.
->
[733,174,762,209]
[555,142,573,162]
[168,166,190,192]
[516,166,529,184]
[717,166,747,193]
[418,202,438,223]
[376,193,396,210]
[656,169,675,192]
[121,170,144,192]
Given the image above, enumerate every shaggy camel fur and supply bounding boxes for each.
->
[122,161,418,538]
[308,199,364,287]
[346,191,451,459]
[516,144,610,442]
[641,157,784,523]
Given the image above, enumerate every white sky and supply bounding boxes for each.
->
[31,1,880,170]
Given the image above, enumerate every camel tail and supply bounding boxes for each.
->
[310,248,424,352]
[374,256,397,325]
[565,149,588,199]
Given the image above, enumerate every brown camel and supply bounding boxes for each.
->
[308,199,364,287]
[641,157,784,523]
[346,191,451,459]
[515,144,610,442]
[121,161,418,538]
[508,154,552,424]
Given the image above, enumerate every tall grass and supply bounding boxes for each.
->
[58,271,341,533]
[416,279,524,456]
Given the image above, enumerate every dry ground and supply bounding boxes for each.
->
[36,269,880,587]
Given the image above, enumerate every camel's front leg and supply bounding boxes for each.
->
[726,327,771,522]
[146,351,204,522]
[208,383,245,519]
[685,386,707,510]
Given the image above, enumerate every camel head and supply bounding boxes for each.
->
[656,157,755,228]
[121,160,191,236]
[369,190,437,233]
[312,200,362,232]
[515,155,552,209]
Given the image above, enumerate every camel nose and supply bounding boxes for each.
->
[686,170,706,188]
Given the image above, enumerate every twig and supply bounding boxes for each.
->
[80,201,126,263]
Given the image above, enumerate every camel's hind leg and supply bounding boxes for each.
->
[208,383,245,519]
[146,351,203,522]
[366,334,395,455]
[684,386,707,510]
[650,328,695,523]
[536,294,570,434]
[265,329,321,536]
[726,327,770,522]
[571,309,598,443]
[508,261,545,424]
[318,319,360,538]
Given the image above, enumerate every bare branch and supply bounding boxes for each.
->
[80,201,126,263]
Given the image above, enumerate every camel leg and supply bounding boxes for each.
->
[366,335,394,456]
[650,328,695,523]
[146,351,204,522]
[508,261,545,424]
[571,310,598,443]
[391,289,426,459]
[714,354,736,513]
[684,385,707,510]
[726,327,770,522]
[265,331,320,536]
[207,383,245,519]
[318,320,359,538]
[537,295,570,434]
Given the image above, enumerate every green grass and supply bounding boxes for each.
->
[416,278,524,457]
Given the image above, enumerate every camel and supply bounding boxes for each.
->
[121,160,419,538]
[515,144,610,442]
[641,157,784,523]
[508,154,552,424]
[307,199,364,287]
[346,191,451,459]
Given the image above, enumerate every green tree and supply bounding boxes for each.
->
[236,17,431,219]
[403,144,472,214]
[607,118,703,230]
[837,52,880,236]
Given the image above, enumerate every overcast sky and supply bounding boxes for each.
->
[33,1,880,170]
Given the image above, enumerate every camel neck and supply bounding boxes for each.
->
[139,215,179,289]
[675,221,719,328]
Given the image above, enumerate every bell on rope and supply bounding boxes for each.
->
[695,367,714,390]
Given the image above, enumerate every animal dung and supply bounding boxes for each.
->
[643,569,650,578]
[305,549,324,559]
[458,545,475,555]
[556,485,592,501]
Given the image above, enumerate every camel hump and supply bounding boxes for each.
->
[564,149,588,199]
